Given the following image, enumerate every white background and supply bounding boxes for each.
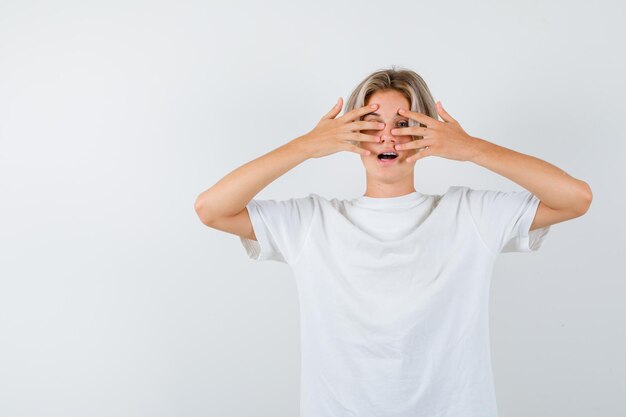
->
[1,0,624,416]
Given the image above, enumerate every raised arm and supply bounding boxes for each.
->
[194,98,383,238]
[390,101,592,231]
[194,139,308,226]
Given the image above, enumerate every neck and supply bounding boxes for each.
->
[363,177,416,198]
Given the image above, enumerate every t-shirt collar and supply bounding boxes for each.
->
[353,190,426,209]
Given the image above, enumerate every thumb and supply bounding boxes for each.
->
[321,97,342,120]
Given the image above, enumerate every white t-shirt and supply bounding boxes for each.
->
[239,185,551,417]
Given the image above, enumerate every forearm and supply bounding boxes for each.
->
[194,136,310,222]
[469,137,592,213]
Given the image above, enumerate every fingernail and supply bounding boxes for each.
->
[370,104,377,109]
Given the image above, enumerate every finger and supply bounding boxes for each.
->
[391,126,428,137]
[345,132,381,143]
[346,120,386,132]
[338,103,379,123]
[405,146,431,163]
[321,97,343,120]
[436,101,457,124]
[394,139,434,151]
[345,143,371,156]
[397,108,439,127]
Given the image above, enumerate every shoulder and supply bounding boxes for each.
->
[253,193,320,208]
[445,185,520,203]
[439,185,517,214]
[306,192,348,210]
[444,185,470,196]
[438,185,472,203]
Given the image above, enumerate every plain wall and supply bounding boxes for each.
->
[0,0,624,416]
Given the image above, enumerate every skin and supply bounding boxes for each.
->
[195,90,593,240]
[380,90,593,230]
[358,89,423,198]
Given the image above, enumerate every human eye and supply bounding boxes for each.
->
[398,120,409,127]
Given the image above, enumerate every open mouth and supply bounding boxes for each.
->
[377,152,398,160]
[377,151,399,165]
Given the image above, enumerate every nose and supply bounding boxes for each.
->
[379,123,397,144]
[380,134,397,145]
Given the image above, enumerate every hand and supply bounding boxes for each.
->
[391,101,482,163]
[297,97,384,159]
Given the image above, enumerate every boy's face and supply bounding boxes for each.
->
[358,89,418,181]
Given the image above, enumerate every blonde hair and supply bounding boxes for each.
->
[344,65,437,145]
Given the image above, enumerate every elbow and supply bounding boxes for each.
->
[194,195,214,226]
[575,181,593,215]
[193,195,204,214]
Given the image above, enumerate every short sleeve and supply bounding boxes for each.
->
[239,194,316,264]
[462,186,551,254]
